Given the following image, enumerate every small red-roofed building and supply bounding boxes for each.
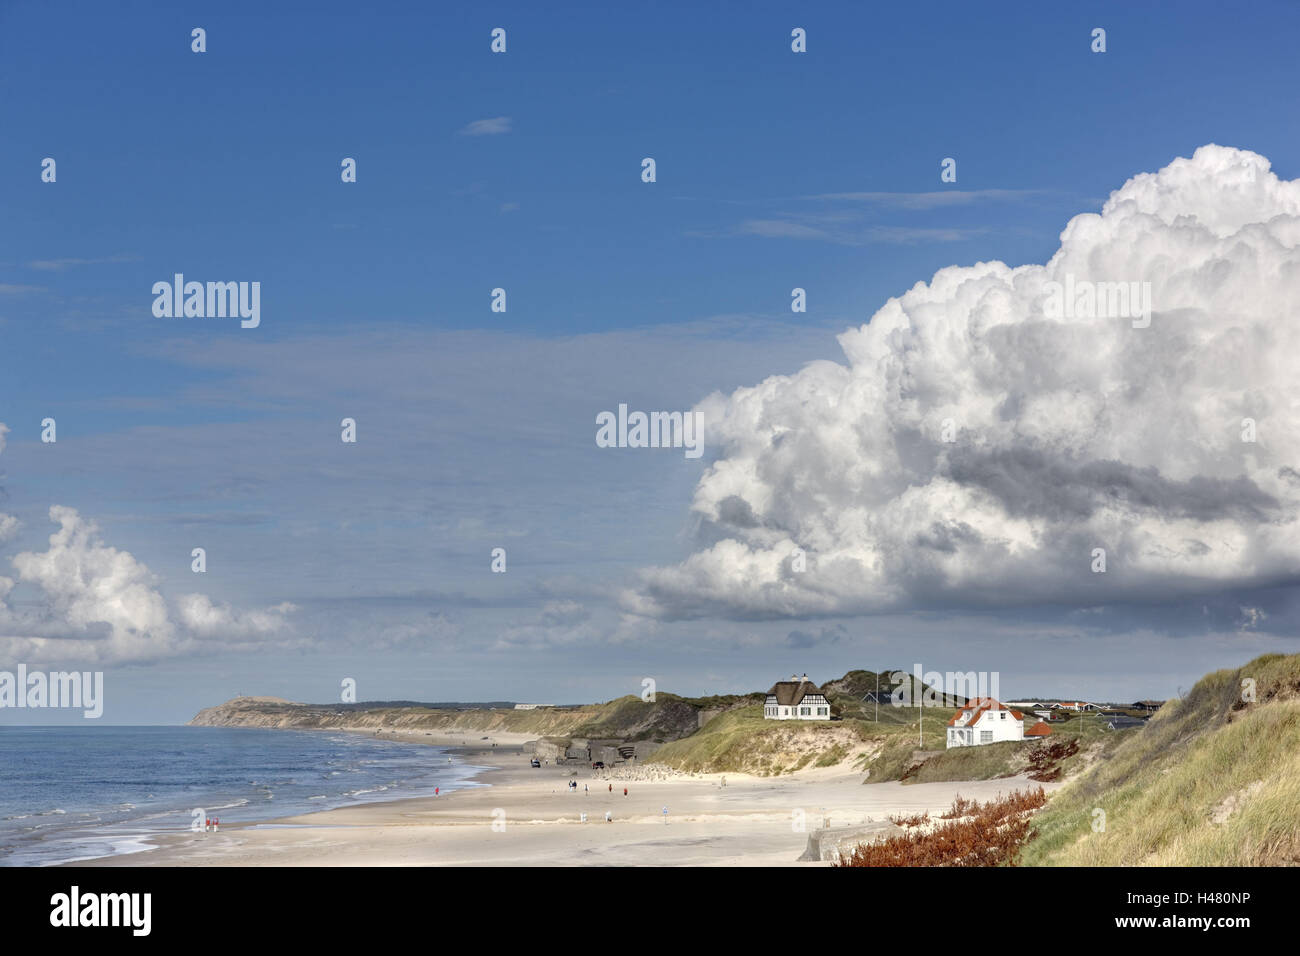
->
[1024,720,1053,738]
[945,697,1028,748]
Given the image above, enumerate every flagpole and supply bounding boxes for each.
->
[918,673,922,748]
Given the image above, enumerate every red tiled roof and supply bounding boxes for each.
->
[947,697,1020,729]
[1025,721,1052,737]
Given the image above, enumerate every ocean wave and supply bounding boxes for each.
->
[0,725,475,866]
[205,799,250,811]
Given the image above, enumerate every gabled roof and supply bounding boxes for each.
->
[1024,720,1052,737]
[951,697,1008,728]
[947,697,1021,727]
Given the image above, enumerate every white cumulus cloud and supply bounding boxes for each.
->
[0,507,297,663]
[0,514,20,544]
[174,593,297,639]
[626,145,1300,619]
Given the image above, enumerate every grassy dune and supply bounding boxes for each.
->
[1021,653,1300,866]
[644,706,880,775]
[864,716,1131,784]
[646,691,1110,781]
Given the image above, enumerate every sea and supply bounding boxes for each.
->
[0,725,485,866]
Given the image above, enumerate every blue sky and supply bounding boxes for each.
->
[3,0,1300,721]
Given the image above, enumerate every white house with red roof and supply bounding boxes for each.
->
[946,698,1029,748]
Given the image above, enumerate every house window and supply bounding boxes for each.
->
[980,730,993,743]
[1000,713,1006,720]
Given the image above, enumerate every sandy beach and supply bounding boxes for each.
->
[75,731,1061,867]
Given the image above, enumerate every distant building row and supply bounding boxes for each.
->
[761,672,1163,742]
[1006,700,1164,713]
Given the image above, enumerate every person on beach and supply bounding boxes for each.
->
[608,784,612,793]
[623,788,628,797]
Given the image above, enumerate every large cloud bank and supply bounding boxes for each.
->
[627,145,1300,619]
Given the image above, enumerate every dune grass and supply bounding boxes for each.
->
[646,706,876,775]
[1021,653,1300,866]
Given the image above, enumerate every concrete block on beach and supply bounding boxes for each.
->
[798,821,896,863]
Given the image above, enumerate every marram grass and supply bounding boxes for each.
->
[1021,653,1300,866]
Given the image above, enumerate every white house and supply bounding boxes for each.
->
[945,698,1027,748]
[764,674,831,720]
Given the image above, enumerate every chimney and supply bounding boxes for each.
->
[801,673,809,684]
[789,673,799,683]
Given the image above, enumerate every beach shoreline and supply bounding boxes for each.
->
[67,727,1061,867]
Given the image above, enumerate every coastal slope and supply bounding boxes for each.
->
[188,692,754,747]
[1021,653,1300,866]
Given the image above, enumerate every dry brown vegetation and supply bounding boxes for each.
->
[837,788,1048,867]
[889,811,930,828]
[1024,738,1080,781]
[939,795,976,819]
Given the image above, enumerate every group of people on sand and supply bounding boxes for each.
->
[568,781,630,797]
[556,780,633,800]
